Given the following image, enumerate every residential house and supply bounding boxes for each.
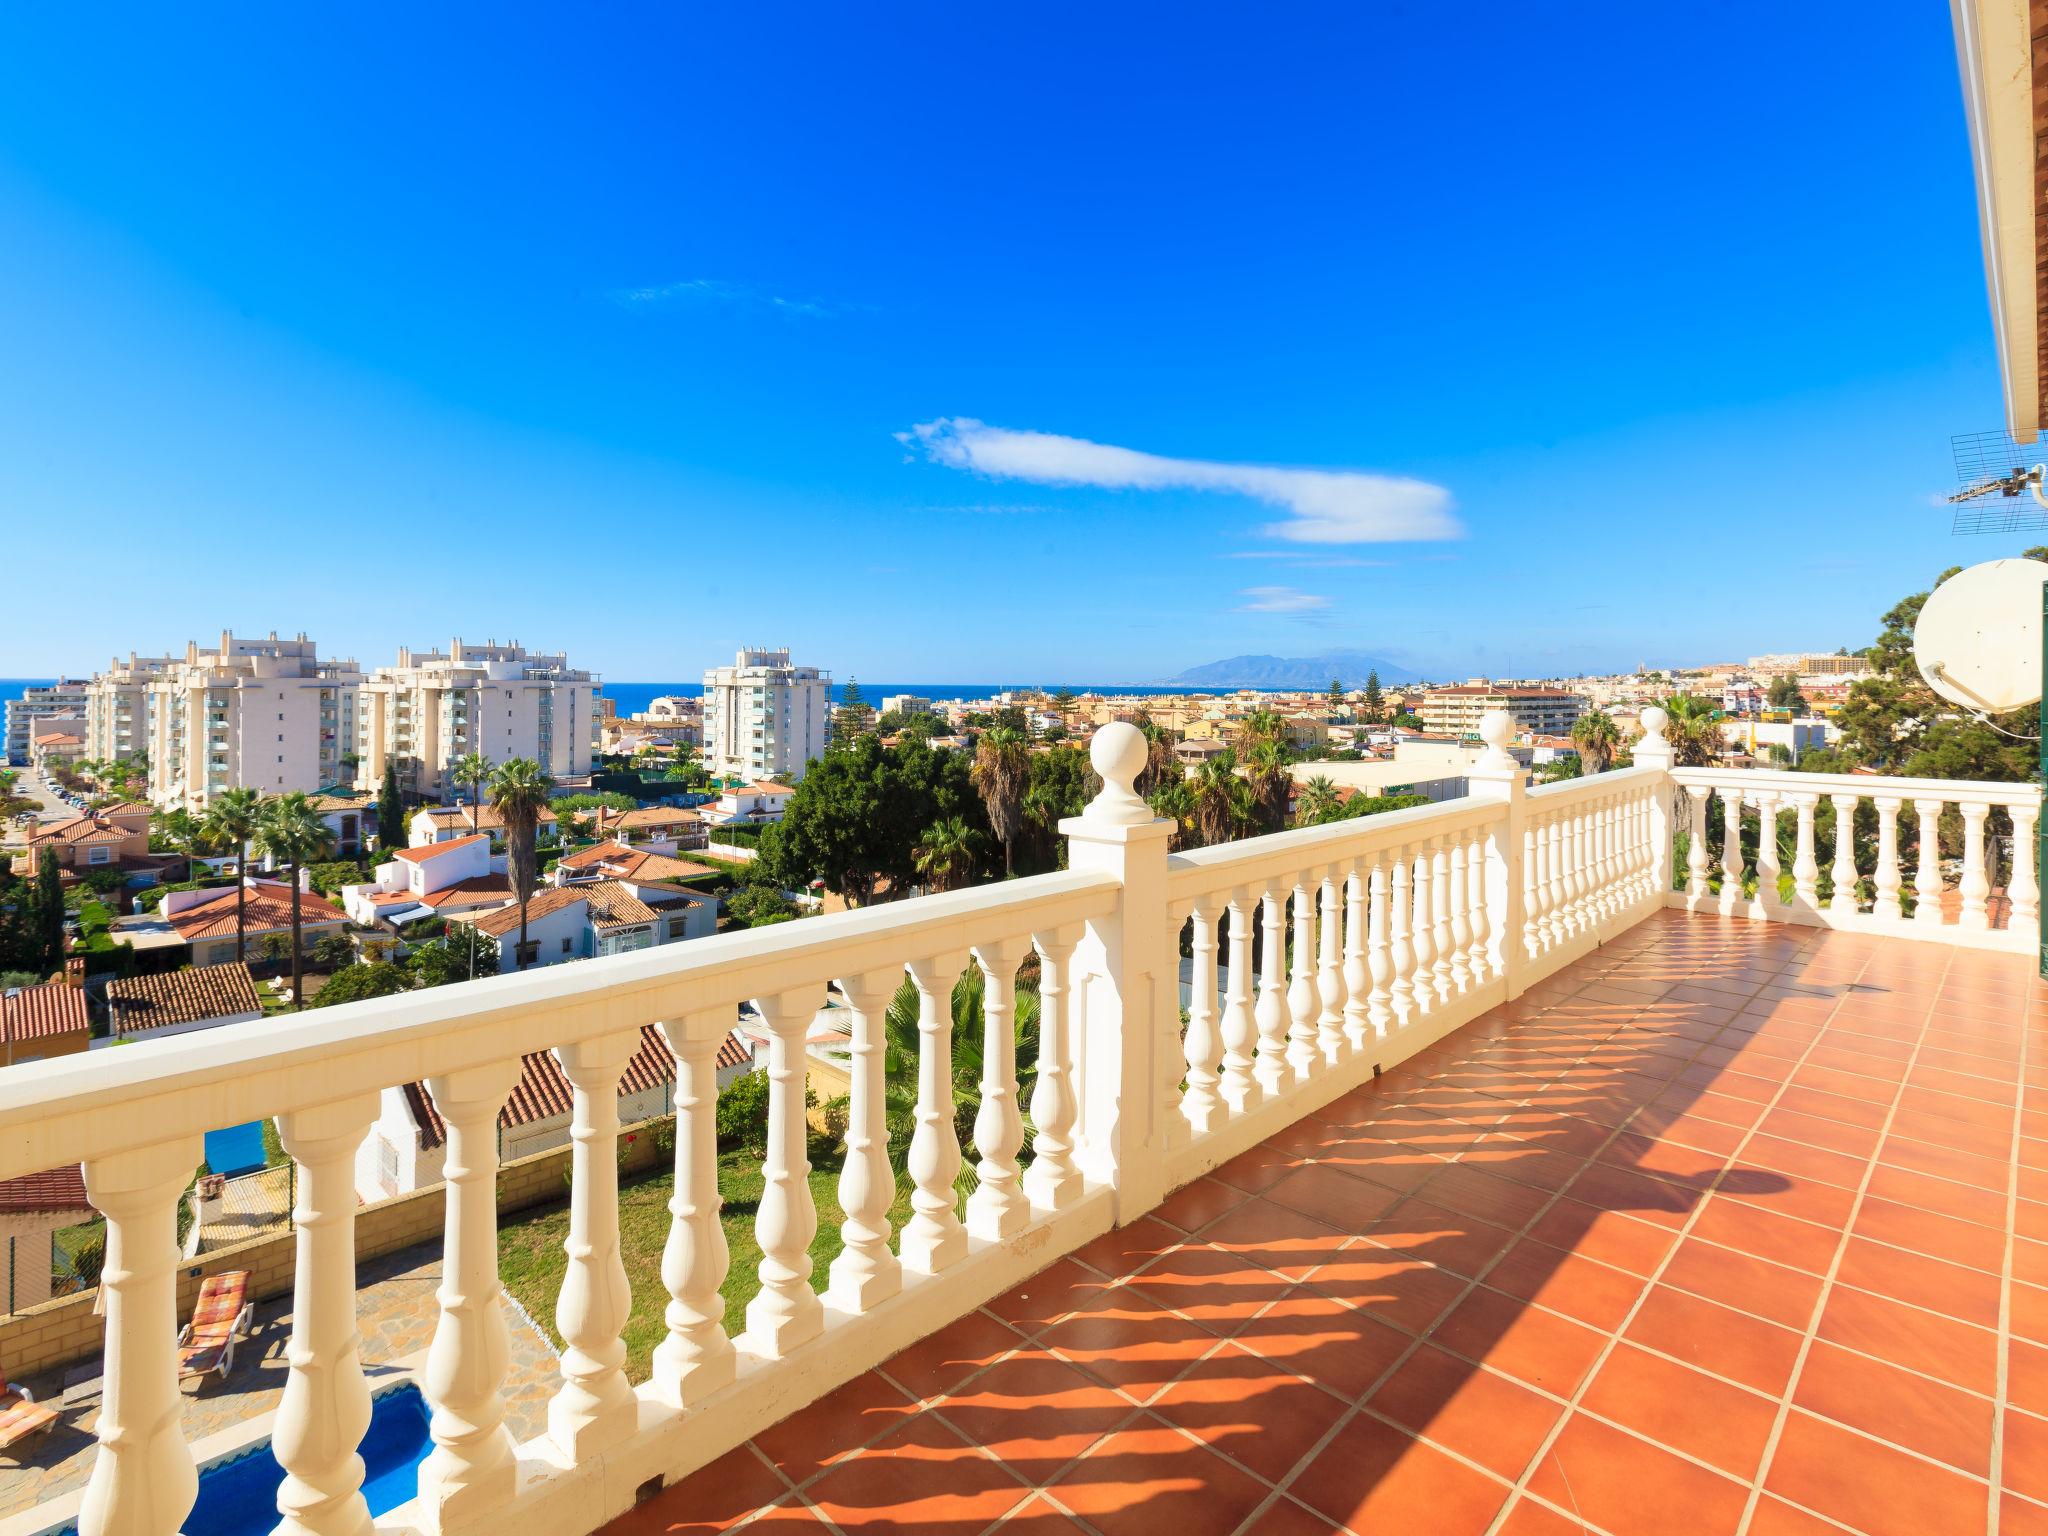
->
[450,886,592,969]
[151,880,351,967]
[306,789,376,856]
[592,804,706,852]
[551,840,717,888]
[1173,738,1229,768]
[30,729,86,771]
[408,804,559,848]
[103,964,263,1041]
[9,803,163,882]
[0,983,90,1066]
[701,782,795,829]
[341,834,514,928]
[452,876,718,969]
[0,1164,91,1309]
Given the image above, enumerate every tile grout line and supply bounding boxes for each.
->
[1732,939,1958,1535]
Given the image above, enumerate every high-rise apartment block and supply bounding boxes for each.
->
[702,648,829,783]
[4,680,89,765]
[356,640,596,800]
[83,654,176,765]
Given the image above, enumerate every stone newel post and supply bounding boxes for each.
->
[1633,705,1676,900]
[1465,710,1525,995]
[1060,722,1174,1224]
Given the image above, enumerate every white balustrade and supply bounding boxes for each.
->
[1215,898,1257,1113]
[2012,804,2041,928]
[826,972,902,1310]
[1960,803,1991,929]
[1180,900,1225,1134]
[1464,829,1491,984]
[1389,851,1415,1025]
[1315,870,1346,1063]
[653,1015,734,1406]
[1914,798,1944,926]
[1024,929,1085,1208]
[1366,855,1394,1035]
[1755,794,1781,914]
[1685,787,1711,909]
[1253,886,1288,1097]
[1791,794,1820,910]
[1828,793,1861,915]
[550,1032,639,1460]
[901,953,968,1275]
[1285,879,1320,1080]
[1872,797,1904,923]
[746,987,827,1355]
[1718,789,1744,916]
[968,939,1030,1238]
[1341,861,1370,1049]
[1430,838,1455,1002]
[1409,842,1437,1011]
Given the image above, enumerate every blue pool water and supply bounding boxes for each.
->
[53,1383,433,1535]
[203,1122,268,1179]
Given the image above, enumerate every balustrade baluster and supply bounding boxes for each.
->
[1871,797,1904,923]
[967,939,1030,1237]
[1828,793,1862,916]
[1959,803,1991,930]
[1430,838,1456,1001]
[1025,929,1085,1209]
[1523,822,1545,956]
[1409,839,1437,1014]
[747,986,828,1354]
[1217,896,1257,1113]
[1755,794,1782,914]
[653,1015,734,1405]
[1547,816,1568,945]
[1181,902,1226,1134]
[1389,851,1415,1026]
[826,973,903,1311]
[80,1139,204,1536]
[274,1098,380,1536]
[1342,860,1370,1049]
[1566,807,1588,934]
[1792,795,1820,910]
[1286,878,1321,1080]
[550,1031,639,1459]
[902,954,969,1273]
[1253,887,1288,1097]
[1913,799,1944,927]
[1587,798,1608,922]
[418,1062,523,1528]
[1316,869,1346,1063]
[1366,855,1393,1035]
[1446,836,1472,994]
[1685,787,1711,912]
[2010,802,2041,929]
[1466,828,1493,983]
[1718,790,1744,917]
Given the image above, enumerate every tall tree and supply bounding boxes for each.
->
[1192,751,1254,847]
[832,678,874,750]
[452,751,493,841]
[1657,694,1723,768]
[1363,671,1385,722]
[912,816,982,893]
[33,848,63,976]
[1050,688,1078,734]
[1241,738,1292,834]
[1296,774,1342,827]
[1327,678,1344,713]
[489,757,554,969]
[202,786,264,964]
[1132,716,1178,799]
[254,793,334,1009]
[1765,674,1808,712]
[377,760,406,849]
[1147,778,1200,851]
[1570,711,1622,774]
[971,725,1031,878]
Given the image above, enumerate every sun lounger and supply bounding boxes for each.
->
[0,1383,57,1456]
[177,1269,253,1384]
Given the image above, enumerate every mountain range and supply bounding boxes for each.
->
[1159,650,1419,690]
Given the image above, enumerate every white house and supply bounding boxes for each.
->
[408,804,560,848]
[353,1023,756,1202]
[451,877,719,969]
[701,781,795,828]
[451,886,593,968]
[103,964,263,1042]
[340,833,512,927]
[0,1164,92,1309]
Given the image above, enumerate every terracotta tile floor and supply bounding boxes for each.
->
[609,912,2046,1536]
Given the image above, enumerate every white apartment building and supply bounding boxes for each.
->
[1746,651,1873,679]
[146,633,365,811]
[1418,682,1585,738]
[4,680,89,765]
[881,694,935,718]
[355,639,596,800]
[84,654,177,764]
[702,647,830,783]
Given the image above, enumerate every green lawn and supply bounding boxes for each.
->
[497,1143,972,1383]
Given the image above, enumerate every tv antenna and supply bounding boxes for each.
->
[1948,430,2048,533]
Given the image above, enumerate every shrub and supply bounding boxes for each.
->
[313,961,413,1007]
[715,1069,771,1148]
[310,932,358,971]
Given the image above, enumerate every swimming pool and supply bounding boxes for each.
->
[202,1122,269,1179]
[52,1381,432,1535]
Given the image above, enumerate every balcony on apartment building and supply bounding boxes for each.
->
[0,710,2040,1536]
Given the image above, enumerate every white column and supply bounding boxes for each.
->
[1218,892,1257,1111]
[1546,817,1568,941]
[274,1098,380,1536]
[1464,829,1492,985]
[1792,794,1820,911]
[1464,713,1526,993]
[1959,803,1991,930]
[1684,787,1711,911]
[1409,841,1437,1013]
[746,986,827,1354]
[1025,927,1085,1210]
[1252,886,1288,1099]
[1525,818,1549,953]
[1828,794,1861,917]
[1285,879,1320,1080]
[1366,856,1393,1033]
[1388,851,1415,1027]
[826,972,902,1311]
[1914,799,1945,927]
[968,939,1030,1239]
[1718,790,1744,917]
[1342,860,1371,1048]
[549,1030,639,1460]
[1871,797,1904,924]
[1445,836,1472,994]
[1754,794,1782,917]
[1315,870,1346,1064]
[2010,801,2041,929]
[80,1138,203,1536]
[417,1061,522,1532]
[1180,900,1225,1135]
[1430,838,1456,1000]
[902,952,968,1273]
[652,1014,734,1407]
[1563,809,1587,935]
[1633,708,1676,906]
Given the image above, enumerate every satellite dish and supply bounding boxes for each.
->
[1912,557,2048,713]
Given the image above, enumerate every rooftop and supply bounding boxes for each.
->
[0,982,87,1043]
[104,963,261,1032]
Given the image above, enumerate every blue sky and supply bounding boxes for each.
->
[0,5,2024,682]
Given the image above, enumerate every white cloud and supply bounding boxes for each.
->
[901,417,1459,543]
[611,279,831,318]
[1234,586,1330,614]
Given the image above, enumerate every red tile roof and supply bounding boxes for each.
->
[105,964,262,1032]
[393,834,487,864]
[0,984,87,1043]
[558,841,717,884]
[416,875,515,910]
[402,1023,680,1145]
[0,1164,88,1214]
[165,882,347,941]
[454,885,584,937]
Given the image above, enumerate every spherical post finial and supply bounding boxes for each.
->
[1084,722,1154,826]
[1639,705,1669,742]
[1473,709,1517,772]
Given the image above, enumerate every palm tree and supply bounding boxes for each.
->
[971,726,1031,878]
[1234,709,1285,754]
[1658,694,1723,769]
[1147,778,1200,850]
[1571,711,1623,775]
[1296,774,1342,827]
[881,968,1041,1146]
[203,787,264,964]
[913,816,982,893]
[1133,719,1179,799]
[1192,751,1255,847]
[1241,738,1292,834]
[451,751,493,842]
[489,757,554,969]
[254,792,333,1009]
